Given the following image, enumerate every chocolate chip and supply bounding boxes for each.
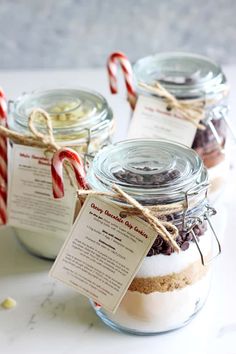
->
[185,233,193,241]
[163,246,173,255]
[146,220,208,257]
[181,241,190,251]
[168,170,181,180]
[136,175,144,184]
[143,166,152,171]
[113,167,181,187]
[176,236,182,243]
[113,166,208,256]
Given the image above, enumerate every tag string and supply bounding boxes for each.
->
[138,81,229,130]
[0,108,83,190]
[76,185,186,253]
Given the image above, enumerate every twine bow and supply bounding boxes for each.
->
[0,109,60,151]
[77,185,182,252]
[28,109,60,151]
[0,108,81,189]
[138,81,208,130]
[113,184,180,251]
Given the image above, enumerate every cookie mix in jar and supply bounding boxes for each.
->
[9,88,114,156]
[87,139,220,335]
[7,88,114,259]
[107,52,230,200]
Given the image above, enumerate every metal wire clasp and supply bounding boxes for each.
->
[83,119,113,170]
[83,128,93,169]
[206,104,233,151]
[190,205,221,266]
[183,182,209,230]
[220,105,236,143]
[7,100,14,114]
[183,185,221,266]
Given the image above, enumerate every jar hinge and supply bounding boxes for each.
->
[183,182,209,230]
[220,105,236,143]
[186,205,221,266]
[183,185,221,266]
[83,128,92,167]
[205,107,225,152]
[83,120,113,170]
[7,100,14,114]
[207,104,236,150]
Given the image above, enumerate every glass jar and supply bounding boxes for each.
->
[132,52,230,199]
[8,88,114,259]
[86,139,220,335]
[9,88,114,155]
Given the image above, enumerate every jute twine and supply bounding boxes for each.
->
[0,108,193,252]
[77,186,189,253]
[0,108,60,151]
[138,81,228,130]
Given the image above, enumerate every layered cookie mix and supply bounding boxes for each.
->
[87,139,217,334]
[96,168,211,333]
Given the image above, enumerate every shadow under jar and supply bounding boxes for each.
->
[132,52,229,200]
[8,88,114,259]
[87,139,220,335]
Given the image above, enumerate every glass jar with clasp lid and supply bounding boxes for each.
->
[127,52,232,200]
[8,88,114,157]
[87,139,221,335]
[7,88,114,259]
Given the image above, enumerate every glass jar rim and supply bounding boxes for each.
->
[133,52,227,98]
[9,88,113,138]
[87,138,208,204]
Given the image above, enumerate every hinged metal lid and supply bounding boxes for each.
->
[9,88,113,137]
[87,139,208,204]
[133,52,227,98]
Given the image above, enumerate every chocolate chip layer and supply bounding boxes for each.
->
[192,118,227,168]
[147,222,207,256]
[114,168,180,187]
[113,166,207,256]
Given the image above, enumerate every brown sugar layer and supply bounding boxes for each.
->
[129,257,209,294]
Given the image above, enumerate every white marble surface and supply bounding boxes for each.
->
[0,68,236,354]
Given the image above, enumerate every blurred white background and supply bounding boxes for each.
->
[0,0,235,69]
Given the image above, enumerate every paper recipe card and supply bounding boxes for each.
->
[50,196,157,313]
[128,95,197,147]
[8,144,77,236]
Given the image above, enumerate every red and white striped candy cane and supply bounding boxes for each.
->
[0,88,7,121]
[51,147,88,199]
[0,89,8,224]
[107,51,137,109]
[93,301,101,310]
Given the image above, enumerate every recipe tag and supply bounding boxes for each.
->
[128,95,197,147]
[8,144,77,236]
[50,195,156,313]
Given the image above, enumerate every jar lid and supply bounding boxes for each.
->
[10,88,113,138]
[87,139,208,204]
[133,52,227,98]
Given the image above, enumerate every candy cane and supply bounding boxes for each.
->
[51,148,88,199]
[0,88,6,99]
[93,301,101,310]
[107,51,137,109]
[0,90,8,224]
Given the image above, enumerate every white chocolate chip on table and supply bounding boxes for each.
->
[1,297,17,309]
